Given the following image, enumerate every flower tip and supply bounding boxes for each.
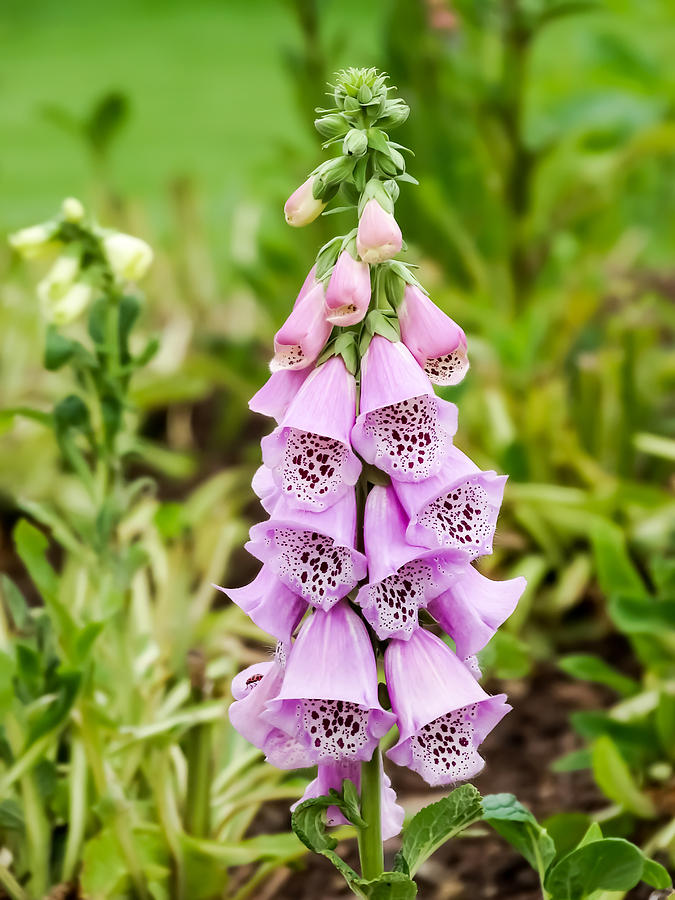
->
[103,232,154,282]
[284,177,325,227]
[61,197,85,223]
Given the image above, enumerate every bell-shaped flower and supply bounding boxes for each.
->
[393,445,506,556]
[428,565,526,658]
[271,281,332,372]
[249,369,310,422]
[324,251,371,327]
[292,758,404,840]
[355,485,464,641]
[9,222,59,259]
[215,566,307,644]
[356,199,402,264]
[385,629,510,786]
[102,232,153,282]
[351,336,458,483]
[264,602,396,763]
[284,177,326,227]
[229,644,314,770]
[262,356,361,510]
[246,491,366,611]
[37,250,93,325]
[294,264,318,308]
[398,285,469,386]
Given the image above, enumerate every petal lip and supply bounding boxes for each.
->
[215,567,307,643]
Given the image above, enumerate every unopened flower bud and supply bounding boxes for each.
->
[356,199,402,264]
[102,232,154,281]
[378,100,410,130]
[284,177,326,227]
[343,130,368,158]
[61,197,85,223]
[8,223,58,259]
[314,114,349,140]
[37,251,92,324]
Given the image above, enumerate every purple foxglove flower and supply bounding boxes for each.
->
[385,629,510,786]
[229,645,314,769]
[399,284,469,386]
[262,356,361,510]
[351,336,458,482]
[246,491,366,611]
[249,368,310,422]
[271,281,332,372]
[264,602,396,763]
[428,566,526,658]
[324,251,371,327]
[355,485,464,641]
[356,199,402,264]
[214,566,307,644]
[393,445,506,555]
[292,758,404,840]
[284,177,326,227]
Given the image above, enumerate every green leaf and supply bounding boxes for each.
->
[0,652,16,718]
[0,798,24,832]
[551,747,592,773]
[590,519,645,598]
[13,519,59,604]
[44,326,77,370]
[366,310,400,342]
[394,784,483,877]
[558,654,638,697]
[27,669,81,745]
[53,394,91,434]
[482,793,556,879]
[641,856,672,889]
[478,630,531,679]
[118,295,141,363]
[85,90,130,156]
[591,736,656,818]
[609,595,675,635]
[542,813,592,859]
[367,128,390,155]
[360,873,417,898]
[544,837,644,899]
[1,575,30,630]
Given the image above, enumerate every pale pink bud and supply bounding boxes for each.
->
[284,177,326,227]
[324,251,371,326]
[356,199,402,264]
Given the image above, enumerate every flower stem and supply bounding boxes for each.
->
[358,746,383,880]
[185,651,212,837]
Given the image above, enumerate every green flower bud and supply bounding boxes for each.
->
[343,129,368,158]
[313,156,356,199]
[377,100,410,130]
[314,114,349,140]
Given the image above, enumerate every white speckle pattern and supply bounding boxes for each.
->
[362,560,435,639]
[424,348,469,386]
[361,395,452,481]
[269,528,358,608]
[417,481,492,552]
[282,428,353,508]
[410,704,482,784]
[299,699,372,760]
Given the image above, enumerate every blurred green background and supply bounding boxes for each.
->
[1,0,675,893]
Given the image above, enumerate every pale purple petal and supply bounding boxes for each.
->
[215,566,307,643]
[399,285,469,386]
[393,446,506,556]
[385,630,510,786]
[251,465,280,513]
[351,337,458,483]
[262,356,361,511]
[229,652,314,770]
[249,369,310,422]
[246,492,366,611]
[264,602,396,763]
[428,566,525,658]
[325,251,371,326]
[271,281,332,371]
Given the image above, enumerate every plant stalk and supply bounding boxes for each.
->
[358,746,383,880]
[185,651,212,837]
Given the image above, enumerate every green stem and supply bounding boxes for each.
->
[358,747,383,880]
[61,736,88,883]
